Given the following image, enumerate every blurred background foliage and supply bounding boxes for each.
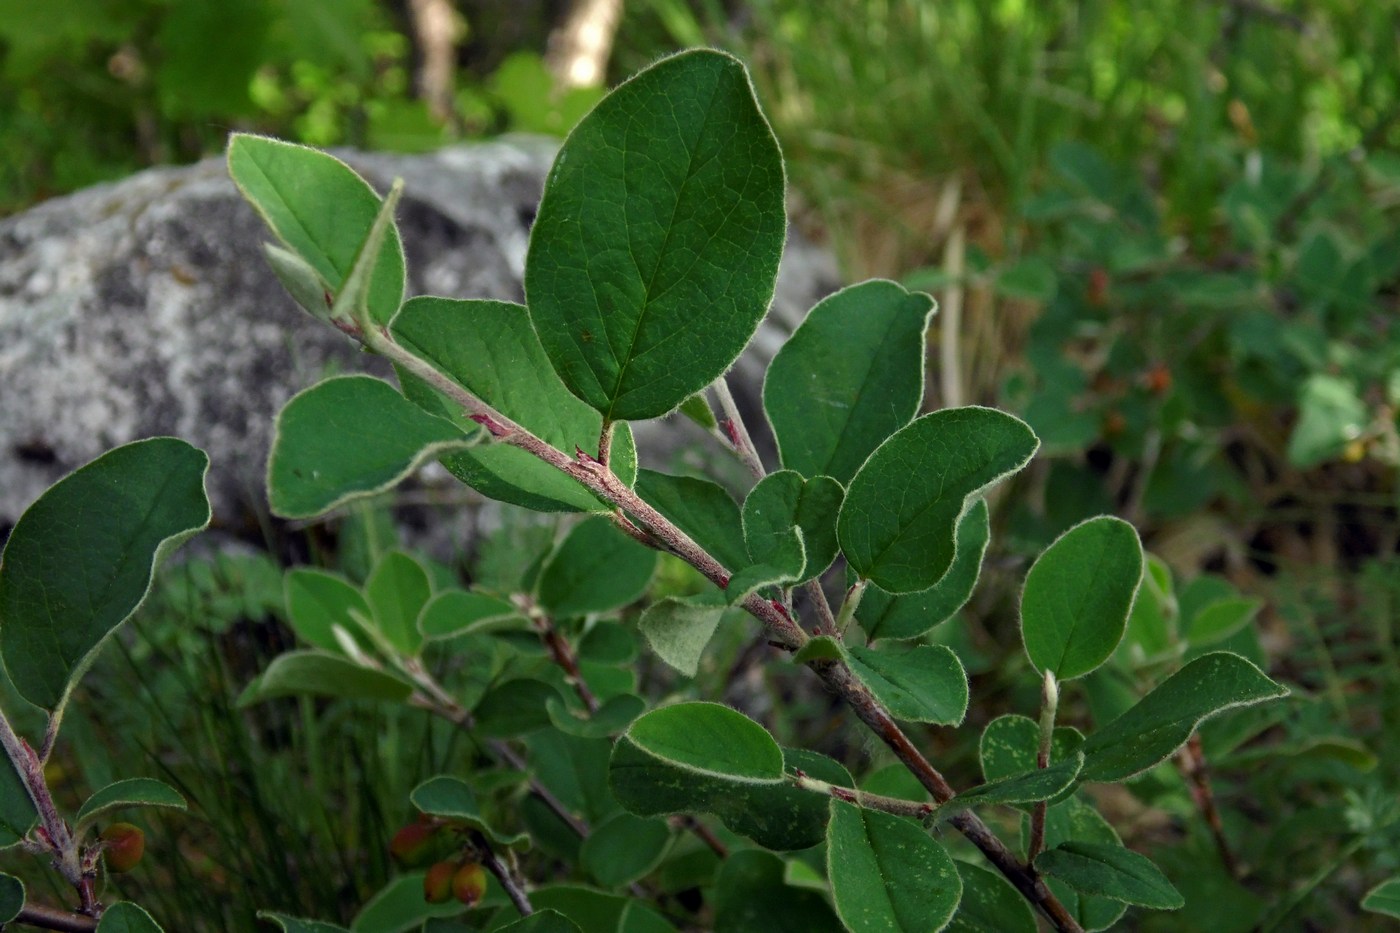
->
[4,1,1400,928]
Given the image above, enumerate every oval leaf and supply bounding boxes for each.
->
[267,375,470,519]
[826,801,962,933]
[350,873,467,933]
[538,516,658,617]
[257,913,350,933]
[846,644,969,725]
[580,811,672,888]
[525,49,786,420]
[228,134,405,325]
[0,438,210,711]
[410,775,528,849]
[1078,652,1289,783]
[75,778,186,835]
[839,408,1037,594]
[857,500,990,641]
[365,550,432,656]
[639,593,728,678]
[284,569,373,654]
[1363,878,1400,920]
[714,850,843,933]
[0,873,22,924]
[635,470,748,571]
[947,860,1037,933]
[419,590,522,640]
[1034,841,1183,910]
[764,279,935,483]
[626,702,782,781]
[1020,516,1144,680]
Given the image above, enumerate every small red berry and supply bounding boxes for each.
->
[100,823,145,873]
[390,822,437,867]
[424,860,456,903]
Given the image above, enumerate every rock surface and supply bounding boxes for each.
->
[0,137,840,538]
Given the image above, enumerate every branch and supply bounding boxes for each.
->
[471,830,533,917]
[1177,734,1242,878]
[790,772,935,821]
[12,903,98,932]
[361,327,1081,931]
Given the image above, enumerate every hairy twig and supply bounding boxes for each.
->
[1177,734,1242,878]
[472,830,533,916]
[361,325,1083,931]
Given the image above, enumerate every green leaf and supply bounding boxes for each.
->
[826,801,962,932]
[1077,652,1289,782]
[0,437,210,711]
[726,527,806,604]
[580,811,671,887]
[1034,798,1128,931]
[284,569,373,654]
[994,258,1057,303]
[713,850,843,933]
[391,297,635,512]
[258,913,350,933]
[267,375,470,519]
[410,775,529,849]
[950,753,1084,812]
[947,861,1036,933]
[845,644,969,725]
[1287,374,1368,468]
[546,694,646,738]
[678,393,718,430]
[742,471,844,582]
[516,887,673,933]
[638,593,728,677]
[1362,878,1400,919]
[1035,841,1183,910]
[624,702,782,781]
[237,652,412,706]
[228,134,405,325]
[525,49,786,421]
[856,500,990,641]
[839,408,1037,594]
[1020,516,1143,680]
[1184,597,1261,646]
[764,280,935,484]
[611,716,841,851]
[96,902,165,933]
[0,873,22,924]
[0,758,33,849]
[326,177,404,327]
[262,243,332,319]
[418,590,522,640]
[350,873,466,932]
[474,680,564,738]
[75,778,186,836]
[538,516,658,616]
[365,550,432,656]
[978,715,1084,783]
[496,910,584,933]
[634,470,748,571]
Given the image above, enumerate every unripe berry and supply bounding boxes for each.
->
[452,861,487,906]
[389,822,437,867]
[423,860,456,903]
[100,823,145,873]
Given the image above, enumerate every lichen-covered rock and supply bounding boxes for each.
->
[0,137,840,538]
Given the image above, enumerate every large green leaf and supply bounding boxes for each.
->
[713,850,843,933]
[950,754,1084,813]
[1033,798,1128,931]
[391,297,637,512]
[1020,516,1143,680]
[1035,841,1183,910]
[524,49,785,421]
[839,408,1037,594]
[228,134,405,325]
[764,279,935,483]
[946,860,1036,933]
[267,375,470,519]
[742,471,844,583]
[538,516,658,617]
[634,470,748,571]
[1077,652,1288,782]
[826,801,962,932]
[75,778,186,836]
[410,775,528,849]
[0,437,210,711]
[624,702,781,780]
[96,903,165,933]
[237,651,413,706]
[857,500,990,641]
[417,590,521,641]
